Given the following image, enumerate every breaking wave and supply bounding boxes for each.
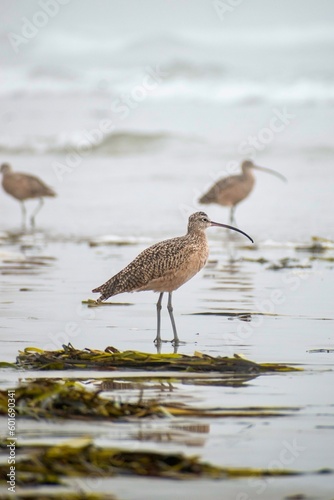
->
[0,131,191,156]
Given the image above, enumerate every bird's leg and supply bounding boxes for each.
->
[230,206,236,225]
[154,292,164,345]
[20,202,27,229]
[172,343,179,354]
[30,198,44,227]
[167,292,180,345]
[155,342,162,355]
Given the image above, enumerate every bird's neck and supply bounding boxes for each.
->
[186,229,208,244]
[242,168,254,180]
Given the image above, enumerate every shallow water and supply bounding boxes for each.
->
[1,221,334,498]
[1,144,334,500]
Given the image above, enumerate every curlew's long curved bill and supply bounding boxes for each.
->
[210,221,254,243]
[252,165,287,182]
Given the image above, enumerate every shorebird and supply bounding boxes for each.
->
[199,160,286,224]
[92,211,253,344]
[0,163,56,227]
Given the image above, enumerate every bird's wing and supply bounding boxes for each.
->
[199,175,241,204]
[9,173,56,198]
[22,173,56,197]
[93,236,193,299]
[119,236,191,289]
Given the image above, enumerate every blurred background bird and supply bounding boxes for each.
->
[199,160,286,225]
[0,163,56,228]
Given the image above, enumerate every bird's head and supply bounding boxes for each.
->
[187,211,253,243]
[0,163,12,174]
[241,159,286,181]
[187,212,213,232]
[241,160,255,171]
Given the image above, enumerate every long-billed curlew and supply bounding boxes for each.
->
[199,160,286,224]
[0,163,56,227]
[92,211,253,345]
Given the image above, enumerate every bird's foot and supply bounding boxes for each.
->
[154,338,187,345]
[153,338,172,344]
[171,339,186,346]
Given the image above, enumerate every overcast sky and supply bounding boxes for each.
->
[1,0,334,41]
[0,0,333,71]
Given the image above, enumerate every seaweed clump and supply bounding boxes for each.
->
[0,379,296,421]
[0,379,167,421]
[11,344,300,373]
[0,439,307,485]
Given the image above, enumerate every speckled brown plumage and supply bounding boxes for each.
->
[92,214,209,301]
[92,212,253,345]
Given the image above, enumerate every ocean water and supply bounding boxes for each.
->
[1,1,334,240]
[1,2,334,499]
[1,43,334,240]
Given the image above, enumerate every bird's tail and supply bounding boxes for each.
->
[198,192,211,204]
[46,187,57,197]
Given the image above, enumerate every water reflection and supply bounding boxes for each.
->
[0,230,56,276]
[155,341,180,355]
[202,254,255,314]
